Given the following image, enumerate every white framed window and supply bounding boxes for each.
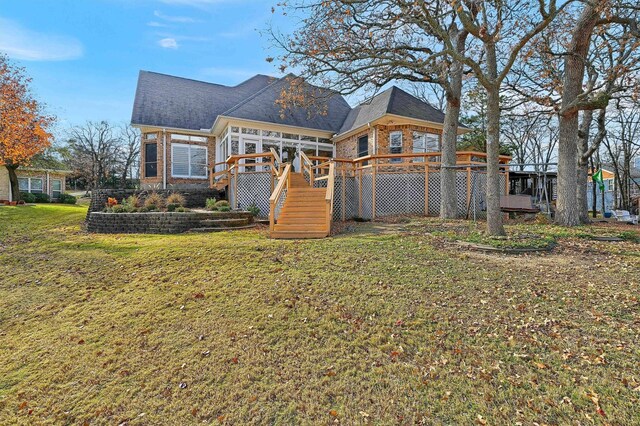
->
[144,133,157,140]
[18,178,29,192]
[52,180,62,199]
[30,178,43,193]
[172,134,208,143]
[389,131,403,163]
[172,144,208,179]
[19,177,44,194]
[412,132,440,161]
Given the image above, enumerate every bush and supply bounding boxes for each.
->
[20,192,36,203]
[144,192,165,210]
[33,193,50,203]
[247,202,260,217]
[217,205,231,212]
[58,193,77,204]
[111,204,127,213]
[167,203,179,212]
[175,206,189,212]
[125,195,141,208]
[215,200,230,209]
[166,192,186,207]
[205,198,218,210]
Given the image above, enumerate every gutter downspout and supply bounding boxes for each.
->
[162,129,167,190]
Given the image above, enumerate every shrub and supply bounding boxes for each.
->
[144,192,165,210]
[217,205,231,212]
[247,202,260,217]
[205,198,218,210]
[175,206,189,212]
[126,195,141,208]
[20,192,36,203]
[107,197,118,208]
[166,192,186,207]
[33,193,50,203]
[111,204,127,213]
[59,193,77,204]
[167,203,179,212]
[214,200,230,209]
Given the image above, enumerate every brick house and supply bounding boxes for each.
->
[0,167,69,202]
[131,71,509,238]
[131,71,462,189]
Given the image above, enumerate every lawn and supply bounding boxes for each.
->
[1,205,639,425]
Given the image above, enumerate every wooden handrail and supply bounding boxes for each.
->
[270,147,282,165]
[299,151,314,186]
[269,163,291,232]
[226,152,275,164]
[324,162,335,234]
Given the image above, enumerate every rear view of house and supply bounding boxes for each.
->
[131,71,509,238]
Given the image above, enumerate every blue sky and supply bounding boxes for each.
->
[0,0,284,131]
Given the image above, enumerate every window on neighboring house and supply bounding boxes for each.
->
[30,178,43,193]
[172,144,208,179]
[389,131,403,163]
[52,180,62,199]
[145,143,158,178]
[18,178,29,192]
[412,132,440,161]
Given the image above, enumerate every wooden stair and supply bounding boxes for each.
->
[271,173,331,239]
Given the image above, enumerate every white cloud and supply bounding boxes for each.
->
[0,17,83,61]
[153,10,200,23]
[147,21,168,27]
[158,38,179,49]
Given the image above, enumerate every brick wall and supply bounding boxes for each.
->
[140,131,216,189]
[334,124,441,160]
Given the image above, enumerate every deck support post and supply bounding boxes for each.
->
[425,161,429,216]
[372,159,377,220]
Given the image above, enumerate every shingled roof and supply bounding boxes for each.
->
[131,72,449,135]
[337,86,447,135]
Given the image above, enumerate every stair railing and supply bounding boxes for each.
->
[269,163,291,232]
[299,151,314,186]
[324,162,335,234]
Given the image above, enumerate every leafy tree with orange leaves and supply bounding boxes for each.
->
[0,54,54,201]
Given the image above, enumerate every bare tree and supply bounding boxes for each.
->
[66,121,140,189]
[117,124,140,188]
[271,0,471,220]
[602,101,640,210]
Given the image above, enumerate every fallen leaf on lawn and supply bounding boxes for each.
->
[329,410,338,417]
[532,361,547,369]
[19,401,27,410]
[476,414,487,425]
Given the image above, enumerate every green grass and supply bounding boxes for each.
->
[1,205,639,424]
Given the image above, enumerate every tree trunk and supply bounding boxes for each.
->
[556,3,599,226]
[484,42,505,236]
[590,158,597,217]
[577,110,593,223]
[440,30,466,219]
[6,165,21,202]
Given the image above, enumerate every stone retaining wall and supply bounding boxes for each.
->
[87,188,221,221]
[87,211,248,234]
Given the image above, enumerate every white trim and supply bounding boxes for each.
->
[212,116,334,139]
[171,143,208,179]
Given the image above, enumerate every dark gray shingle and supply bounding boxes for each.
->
[337,86,448,135]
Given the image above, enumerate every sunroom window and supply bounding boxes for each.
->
[172,144,208,178]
